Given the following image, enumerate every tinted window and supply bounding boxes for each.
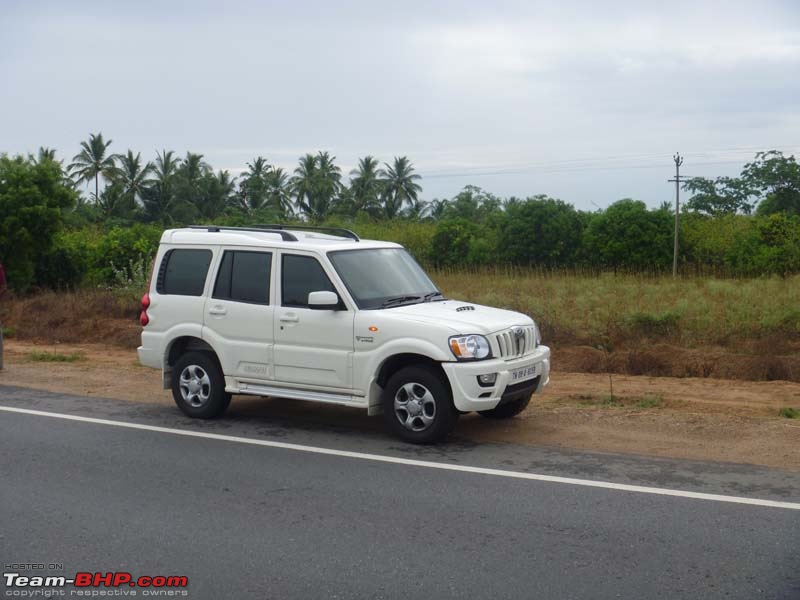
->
[213,251,271,304]
[281,255,337,307]
[158,249,212,296]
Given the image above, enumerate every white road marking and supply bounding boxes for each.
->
[1,405,798,511]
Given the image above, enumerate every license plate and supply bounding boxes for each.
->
[510,364,538,383]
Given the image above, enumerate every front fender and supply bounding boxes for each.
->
[356,337,454,414]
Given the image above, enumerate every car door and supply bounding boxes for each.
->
[273,251,354,390]
[203,248,275,381]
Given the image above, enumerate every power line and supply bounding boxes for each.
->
[418,145,799,179]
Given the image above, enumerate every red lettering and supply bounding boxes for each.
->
[94,572,114,587]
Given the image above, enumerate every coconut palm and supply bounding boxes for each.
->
[35,147,58,164]
[197,170,237,219]
[112,150,154,210]
[239,156,271,211]
[266,167,293,217]
[427,198,450,221]
[349,156,383,217]
[314,151,342,218]
[380,156,422,219]
[403,197,431,220]
[68,133,117,202]
[292,152,342,221]
[175,152,211,216]
[141,150,183,223]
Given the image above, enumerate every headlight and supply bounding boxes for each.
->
[449,334,492,360]
[533,322,541,347]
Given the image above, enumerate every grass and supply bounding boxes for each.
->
[28,350,85,363]
[572,393,665,410]
[1,326,15,338]
[0,267,800,366]
[432,268,800,347]
[779,407,800,419]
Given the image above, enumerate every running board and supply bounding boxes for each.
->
[235,383,367,408]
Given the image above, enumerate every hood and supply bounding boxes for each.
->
[386,299,533,334]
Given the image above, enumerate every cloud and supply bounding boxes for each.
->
[1,0,798,208]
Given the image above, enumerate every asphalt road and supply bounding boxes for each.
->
[1,385,799,599]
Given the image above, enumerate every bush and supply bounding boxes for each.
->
[498,196,583,266]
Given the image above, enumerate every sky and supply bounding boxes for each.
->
[2,0,799,210]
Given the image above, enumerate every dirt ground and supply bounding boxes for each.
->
[1,340,798,471]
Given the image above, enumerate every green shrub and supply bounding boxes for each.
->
[625,311,681,337]
[779,407,799,419]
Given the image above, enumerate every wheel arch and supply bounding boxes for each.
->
[163,336,222,388]
[376,352,448,389]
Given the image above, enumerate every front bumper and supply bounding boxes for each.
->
[441,345,550,412]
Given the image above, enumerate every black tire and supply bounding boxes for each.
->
[382,365,459,444]
[477,394,531,419]
[171,351,231,419]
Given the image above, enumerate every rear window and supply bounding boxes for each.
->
[213,251,272,304]
[157,249,212,296]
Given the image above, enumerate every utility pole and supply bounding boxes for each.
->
[668,153,684,277]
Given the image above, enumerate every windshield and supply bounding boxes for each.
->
[328,248,441,309]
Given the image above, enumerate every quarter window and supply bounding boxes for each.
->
[157,249,212,296]
[213,251,272,304]
[281,255,338,308]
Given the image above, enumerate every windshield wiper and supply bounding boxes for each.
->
[423,291,445,302]
[381,295,423,308]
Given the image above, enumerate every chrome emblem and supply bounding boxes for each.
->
[511,326,525,354]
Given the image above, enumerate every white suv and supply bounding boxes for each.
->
[138,225,550,443]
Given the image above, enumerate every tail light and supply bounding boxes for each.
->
[140,293,150,326]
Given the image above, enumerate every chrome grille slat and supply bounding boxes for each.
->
[493,325,536,360]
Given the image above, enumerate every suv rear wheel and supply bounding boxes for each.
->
[383,365,458,444]
[171,351,231,419]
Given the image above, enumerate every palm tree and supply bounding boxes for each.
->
[266,167,293,217]
[349,156,384,217]
[141,150,183,223]
[428,198,450,220]
[197,170,237,219]
[404,198,431,220]
[175,152,211,216]
[314,151,342,219]
[380,156,422,219]
[291,153,317,215]
[112,150,154,210]
[69,133,117,202]
[35,147,58,164]
[239,156,271,211]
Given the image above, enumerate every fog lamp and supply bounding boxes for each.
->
[478,373,497,386]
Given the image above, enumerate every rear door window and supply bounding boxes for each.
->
[157,249,212,296]
[213,251,272,305]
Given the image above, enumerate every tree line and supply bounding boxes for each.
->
[1,133,799,292]
[54,132,427,224]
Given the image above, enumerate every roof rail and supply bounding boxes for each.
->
[257,224,360,242]
[188,225,298,241]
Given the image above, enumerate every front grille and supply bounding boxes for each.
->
[493,325,536,359]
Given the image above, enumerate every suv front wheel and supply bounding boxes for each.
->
[383,365,459,444]
[171,351,231,419]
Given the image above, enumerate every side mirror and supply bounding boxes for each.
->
[308,290,340,310]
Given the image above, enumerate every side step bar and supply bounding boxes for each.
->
[233,382,367,408]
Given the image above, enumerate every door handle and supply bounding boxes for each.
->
[208,306,227,316]
[279,314,299,323]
